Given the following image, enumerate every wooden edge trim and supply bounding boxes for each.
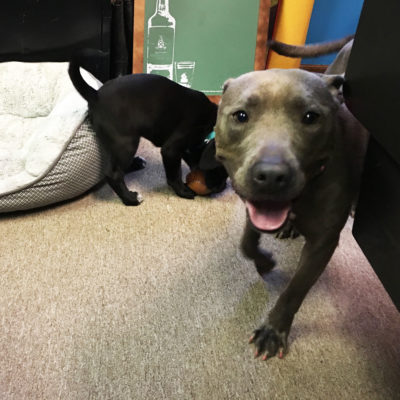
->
[254,0,270,70]
[300,64,328,74]
[133,0,145,73]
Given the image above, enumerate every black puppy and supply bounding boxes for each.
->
[68,52,217,205]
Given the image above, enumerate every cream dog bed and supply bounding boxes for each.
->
[0,62,105,212]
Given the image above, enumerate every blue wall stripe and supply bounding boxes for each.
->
[302,0,364,65]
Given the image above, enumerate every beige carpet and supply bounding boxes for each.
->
[1,139,399,400]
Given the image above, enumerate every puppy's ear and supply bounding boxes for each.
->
[198,140,223,170]
[321,74,345,103]
[222,78,233,94]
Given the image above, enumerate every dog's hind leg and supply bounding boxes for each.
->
[241,218,276,275]
[102,132,143,205]
[105,162,143,206]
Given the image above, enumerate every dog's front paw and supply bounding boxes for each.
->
[276,221,300,239]
[254,251,276,276]
[178,185,196,199]
[121,191,143,206]
[169,181,196,199]
[249,324,288,361]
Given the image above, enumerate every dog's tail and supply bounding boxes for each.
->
[68,49,104,104]
[267,35,354,58]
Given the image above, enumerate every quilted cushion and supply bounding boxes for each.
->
[0,62,105,212]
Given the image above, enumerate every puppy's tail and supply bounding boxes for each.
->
[267,34,354,58]
[68,49,103,104]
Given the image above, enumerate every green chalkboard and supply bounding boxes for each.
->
[142,0,262,95]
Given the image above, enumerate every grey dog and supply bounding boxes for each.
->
[214,40,368,359]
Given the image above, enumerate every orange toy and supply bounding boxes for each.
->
[186,169,211,196]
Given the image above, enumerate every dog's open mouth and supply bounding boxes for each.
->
[245,200,291,233]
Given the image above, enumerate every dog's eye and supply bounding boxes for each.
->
[233,110,248,123]
[302,111,319,124]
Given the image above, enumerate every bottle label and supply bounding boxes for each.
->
[147,26,175,66]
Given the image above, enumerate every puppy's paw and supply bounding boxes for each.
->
[178,185,196,199]
[127,156,147,172]
[121,191,143,206]
[169,182,196,199]
[249,324,288,361]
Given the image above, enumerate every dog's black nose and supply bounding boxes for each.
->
[251,160,292,192]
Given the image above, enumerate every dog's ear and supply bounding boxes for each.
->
[222,78,233,94]
[321,74,345,103]
[198,140,223,170]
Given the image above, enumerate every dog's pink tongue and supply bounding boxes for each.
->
[246,200,291,231]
